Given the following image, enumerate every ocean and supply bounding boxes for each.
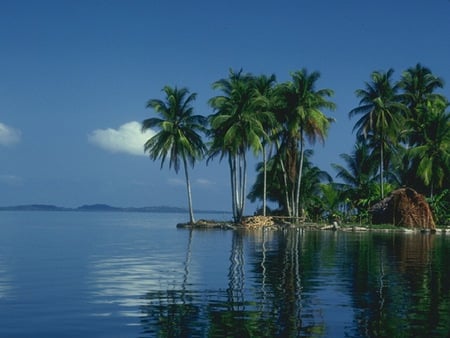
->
[0,211,449,337]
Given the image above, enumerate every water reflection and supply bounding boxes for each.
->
[137,230,450,337]
[88,254,188,320]
[0,258,12,299]
[350,232,450,337]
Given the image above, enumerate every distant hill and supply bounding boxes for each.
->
[76,204,122,212]
[0,203,229,214]
[0,204,71,212]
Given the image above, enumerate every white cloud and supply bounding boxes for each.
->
[88,121,155,156]
[0,122,21,146]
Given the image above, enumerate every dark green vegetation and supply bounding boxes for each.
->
[144,64,449,225]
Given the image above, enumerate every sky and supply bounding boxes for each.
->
[0,0,449,213]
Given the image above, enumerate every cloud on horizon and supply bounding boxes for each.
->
[88,121,155,156]
[0,122,21,146]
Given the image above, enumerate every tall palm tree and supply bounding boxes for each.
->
[251,74,278,216]
[276,69,335,219]
[208,69,268,223]
[407,100,450,197]
[349,69,405,199]
[142,86,207,224]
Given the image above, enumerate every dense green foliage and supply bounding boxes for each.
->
[143,64,449,225]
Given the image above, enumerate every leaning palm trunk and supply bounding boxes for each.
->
[294,140,305,220]
[183,156,195,224]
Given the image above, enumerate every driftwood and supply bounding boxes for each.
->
[241,216,276,228]
[370,188,435,229]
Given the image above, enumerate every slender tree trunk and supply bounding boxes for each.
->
[183,156,195,224]
[234,155,241,223]
[278,154,292,216]
[279,158,292,217]
[262,144,267,217]
[380,140,384,199]
[234,150,246,223]
[290,188,296,220]
[241,151,247,221]
[236,153,241,221]
[229,154,238,223]
[275,139,292,217]
[295,139,305,221]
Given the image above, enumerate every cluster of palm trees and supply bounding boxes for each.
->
[334,64,449,224]
[142,64,449,225]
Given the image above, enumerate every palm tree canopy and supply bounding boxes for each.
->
[142,86,207,173]
[208,69,269,158]
[349,69,405,139]
[332,140,378,188]
[399,63,445,112]
[277,69,336,145]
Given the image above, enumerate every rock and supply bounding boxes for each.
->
[370,187,435,229]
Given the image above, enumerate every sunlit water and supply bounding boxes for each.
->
[0,211,449,337]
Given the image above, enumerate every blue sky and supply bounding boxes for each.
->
[0,0,449,212]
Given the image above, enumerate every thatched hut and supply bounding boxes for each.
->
[370,188,435,229]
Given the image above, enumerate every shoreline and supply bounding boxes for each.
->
[177,216,450,233]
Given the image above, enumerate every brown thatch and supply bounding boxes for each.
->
[370,188,435,229]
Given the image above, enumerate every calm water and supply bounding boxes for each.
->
[0,211,449,337]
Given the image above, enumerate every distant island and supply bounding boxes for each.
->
[0,203,230,214]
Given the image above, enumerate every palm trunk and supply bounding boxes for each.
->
[183,156,195,224]
[275,139,292,217]
[294,139,305,221]
[234,150,246,223]
[380,141,384,199]
[240,151,247,221]
[236,153,241,221]
[229,154,238,223]
[262,144,267,217]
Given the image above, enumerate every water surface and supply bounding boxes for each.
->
[0,211,449,337]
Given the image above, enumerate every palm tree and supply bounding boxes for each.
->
[407,100,450,197]
[399,63,445,129]
[332,139,380,215]
[396,64,447,193]
[208,69,268,223]
[276,69,335,219]
[349,69,405,199]
[251,74,278,216]
[142,86,207,224]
